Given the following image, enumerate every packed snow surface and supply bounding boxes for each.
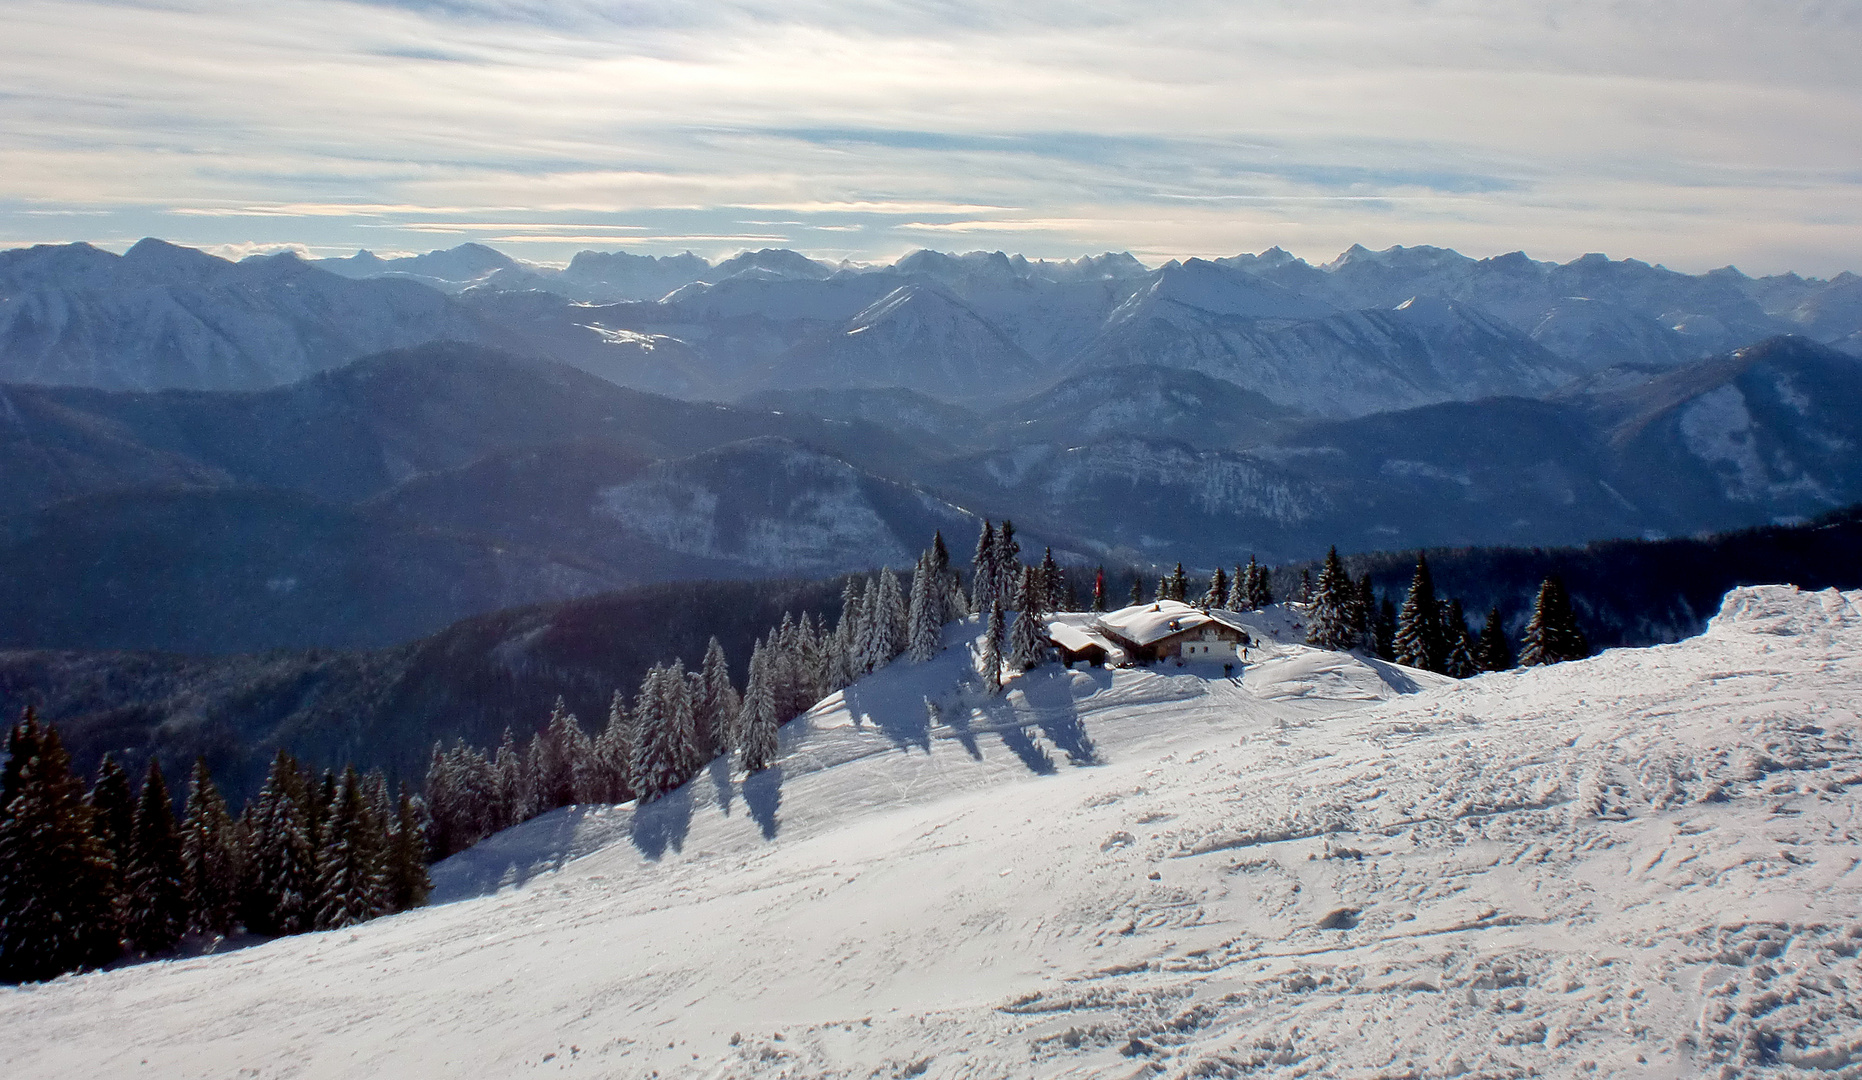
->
[4,588,1861,1078]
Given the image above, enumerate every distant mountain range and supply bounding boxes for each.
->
[6,238,1860,412]
[4,237,1862,656]
[0,344,984,652]
[3,335,1860,654]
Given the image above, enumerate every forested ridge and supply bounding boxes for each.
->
[5,508,1860,983]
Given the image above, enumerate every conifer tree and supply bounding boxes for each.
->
[0,710,120,982]
[180,758,241,937]
[981,600,1005,694]
[1009,566,1051,671]
[543,696,592,804]
[764,618,794,720]
[385,793,432,913]
[633,664,691,799]
[531,698,587,812]
[86,753,136,913]
[1392,554,1443,671]
[124,760,188,954]
[995,521,1021,606]
[597,691,639,801]
[1353,574,1376,644]
[1520,577,1589,666]
[1163,563,1189,603]
[930,529,953,606]
[699,637,738,757]
[688,653,721,763]
[1439,598,1479,678]
[1298,568,1315,604]
[315,768,384,930]
[908,553,942,662]
[491,728,529,830]
[452,744,497,846]
[799,613,830,710]
[1441,598,1472,663]
[1092,567,1107,612]
[971,521,998,614]
[666,659,700,776]
[629,667,666,799]
[1476,606,1514,671]
[306,770,338,865]
[1305,547,1357,651]
[1442,630,1480,678]
[1372,597,1398,660]
[941,555,969,621]
[1128,576,1143,606]
[1247,557,1274,609]
[1200,567,1228,611]
[574,708,617,805]
[737,645,778,773]
[685,666,710,758]
[825,579,859,689]
[846,581,879,676]
[875,567,909,661]
[1038,548,1061,611]
[242,750,316,935]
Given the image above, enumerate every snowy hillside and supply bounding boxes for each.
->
[4,585,1858,1077]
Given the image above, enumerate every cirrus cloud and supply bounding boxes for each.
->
[0,0,1857,273]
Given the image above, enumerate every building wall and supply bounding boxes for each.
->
[1151,626,1244,661]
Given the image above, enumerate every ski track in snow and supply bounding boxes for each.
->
[3,587,1860,1079]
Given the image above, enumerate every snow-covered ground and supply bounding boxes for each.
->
[3,588,1860,1078]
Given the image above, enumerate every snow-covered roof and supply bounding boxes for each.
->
[1093,600,1244,647]
[1045,620,1113,654]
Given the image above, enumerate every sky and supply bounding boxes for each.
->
[1,0,1859,275]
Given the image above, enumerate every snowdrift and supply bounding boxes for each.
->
[3,587,1860,1079]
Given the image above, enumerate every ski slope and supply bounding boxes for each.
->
[3,588,1860,1078]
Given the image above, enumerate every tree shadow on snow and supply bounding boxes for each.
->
[843,682,932,753]
[743,765,784,840]
[977,697,1057,775]
[631,787,695,860]
[708,755,734,816]
[1039,713,1101,766]
[429,806,617,903]
[1358,655,1425,694]
[943,706,984,760]
[1013,668,1104,766]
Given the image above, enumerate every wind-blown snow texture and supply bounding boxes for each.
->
[3,587,1859,1078]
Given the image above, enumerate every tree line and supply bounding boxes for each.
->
[3,526,1594,984]
[424,527,1596,866]
[0,711,431,984]
[421,533,972,860]
[1299,547,1587,672]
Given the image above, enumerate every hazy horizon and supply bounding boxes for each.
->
[1,2,1858,276]
[13,234,1857,283]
